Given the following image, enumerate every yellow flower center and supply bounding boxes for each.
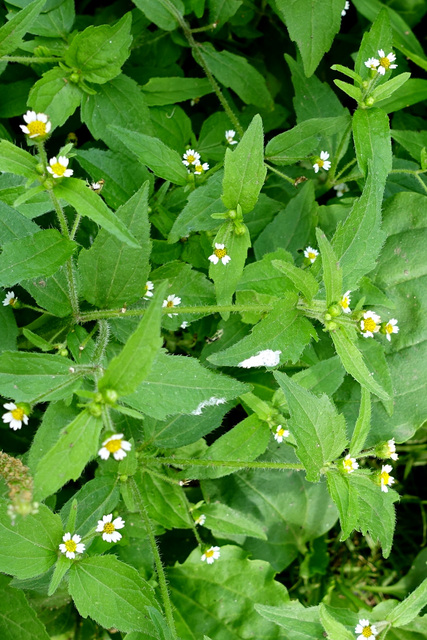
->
[11,408,25,421]
[103,522,115,534]
[214,248,227,259]
[385,323,393,334]
[27,120,47,137]
[308,252,317,261]
[277,428,285,437]
[341,297,349,309]
[51,162,66,176]
[166,300,174,308]
[317,159,324,168]
[379,57,390,69]
[105,438,122,453]
[195,164,204,173]
[343,458,353,470]
[205,549,214,558]
[362,626,373,638]
[363,317,377,332]
[380,471,390,485]
[65,539,77,553]
[186,154,195,163]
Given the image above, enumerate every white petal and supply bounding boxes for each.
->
[66,551,75,559]
[20,125,30,134]
[72,534,81,543]
[110,531,122,543]
[103,514,113,523]
[113,517,125,529]
[121,440,132,451]
[313,163,319,173]
[98,447,110,459]
[63,532,71,541]
[3,402,16,410]
[59,544,67,553]
[75,543,85,553]
[96,522,105,532]
[103,533,113,542]
[24,111,36,123]
[208,254,219,264]
[37,113,48,122]
[378,50,385,58]
[113,449,126,460]
[377,66,386,75]
[63,169,73,177]
[10,419,22,430]
[222,255,231,265]
[58,156,69,167]
[2,412,13,423]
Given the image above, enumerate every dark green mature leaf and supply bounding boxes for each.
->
[0,306,18,353]
[132,0,184,31]
[352,108,392,184]
[0,229,75,287]
[375,79,427,113]
[315,228,342,306]
[391,129,427,166]
[354,7,393,80]
[272,260,318,301]
[0,140,38,179]
[0,200,38,243]
[349,387,371,456]
[134,470,192,529]
[27,67,82,130]
[30,0,75,38]
[60,477,120,538]
[209,0,242,24]
[326,470,359,540]
[0,575,50,640]
[255,601,322,639]
[201,502,267,540]
[64,13,132,84]
[22,268,73,317]
[0,501,62,579]
[0,0,45,57]
[141,77,213,105]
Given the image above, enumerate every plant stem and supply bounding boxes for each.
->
[147,456,304,471]
[264,162,296,185]
[21,304,57,317]
[70,214,82,240]
[333,158,358,184]
[92,320,110,366]
[0,55,61,64]
[130,478,178,639]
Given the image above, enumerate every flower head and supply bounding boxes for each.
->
[2,403,29,431]
[201,546,220,564]
[3,291,17,307]
[194,514,206,526]
[274,425,290,443]
[304,246,319,263]
[360,310,381,338]
[208,243,231,265]
[313,151,331,173]
[96,513,125,542]
[98,434,132,461]
[162,294,181,317]
[334,183,349,197]
[238,349,282,369]
[88,180,104,193]
[386,438,398,461]
[47,156,73,179]
[341,1,350,16]
[340,290,351,314]
[144,281,154,299]
[182,149,200,166]
[384,318,399,342]
[380,464,395,493]
[377,50,397,75]
[342,454,359,474]
[59,532,85,559]
[194,162,209,175]
[364,57,380,71]
[355,619,378,640]
[20,111,51,139]
[225,130,238,145]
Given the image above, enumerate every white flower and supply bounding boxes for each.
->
[208,243,231,265]
[194,162,209,175]
[182,149,200,166]
[341,0,350,16]
[2,403,29,431]
[162,294,181,317]
[201,546,220,564]
[384,318,399,342]
[313,151,331,173]
[98,434,132,461]
[144,281,154,299]
[355,620,378,640]
[360,310,381,338]
[3,291,17,307]
[192,396,226,416]
[386,438,398,461]
[180,320,189,329]
[20,111,51,138]
[380,464,395,493]
[274,425,290,443]
[59,532,85,559]
[96,513,125,542]
[342,454,359,474]
[225,130,238,145]
[238,349,282,369]
[377,49,397,75]
[88,179,104,193]
[364,57,380,70]
[340,290,351,314]
[304,246,319,263]
[47,156,73,179]
[194,514,206,526]
[334,183,349,197]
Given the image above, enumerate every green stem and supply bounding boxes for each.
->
[20,304,56,317]
[130,478,178,639]
[327,119,353,183]
[70,214,82,240]
[414,172,427,195]
[265,162,296,185]
[0,55,61,64]
[333,158,358,184]
[48,188,69,238]
[148,456,304,471]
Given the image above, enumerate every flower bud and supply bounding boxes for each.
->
[325,321,338,331]
[102,389,119,405]
[88,402,102,417]
[43,179,54,190]
[327,303,342,317]
[365,96,375,106]
[35,163,45,175]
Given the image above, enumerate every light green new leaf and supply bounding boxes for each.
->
[108,126,188,185]
[386,578,427,627]
[272,259,318,302]
[141,77,213,105]
[0,140,39,179]
[0,0,45,57]
[0,575,50,640]
[69,556,159,633]
[375,79,427,113]
[349,387,371,456]
[0,501,62,579]
[33,410,103,501]
[98,282,167,396]
[315,228,342,306]
[333,80,362,103]
[274,371,348,482]
[326,470,359,540]
[64,14,132,84]
[370,72,410,103]
[28,67,82,130]
[201,502,267,540]
[255,601,322,639]
[222,114,266,215]
[132,0,184,31]
[352,108,392,184]
[319,604,355,640]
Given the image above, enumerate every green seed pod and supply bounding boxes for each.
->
[102,389,119,405]
[88,402,103,417]
[69,72,80,84]
[328,303,342,317]
[325,320,338,331]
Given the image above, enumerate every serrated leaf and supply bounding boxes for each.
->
[132,0,184,31]
[201,502,267,540]
[27,67,82,129]
[349,387,371,456]
[0,200,38,243]
[0,0,45,57]
[60,477,120,538]
[352,108,392,183]
[326,470,359,540]
[319,604,355,640]
[134,470,192,529]
[386,578,427,627]
[255,601,322,639]
[141,76,213,105]
[0,574,50,640]
[315,228,342,306]
[22,267,73,317]
[0,305,18,353]
[0,140,38,179]
[272,259,318,302]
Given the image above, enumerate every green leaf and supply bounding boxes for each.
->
[331,64,363,85]
[23,328,55,351]
[0,200,38,243]
[69,556,159,633]
[134,470,192,529]
[0,574,50,640]
[391,129,427,166]
[60,477,120,537]
[255,602,322,638]
[319,604,355,640]
[22,268,73,318]
[0,140,38,179]
[222,114,266,215]
[326,470,359,540]
[30,0,75,38]
[200,42,273,110]
[209,0,242,24]
[386,578,427,627]
[132,0,184,31]
[333,79,363,103]
[78,182,151,308]
[201,502,267,540]
[274,0,344,77]
[141,76,213,105]
[98,282,167,396]
[375,79,427,113]
[64,14,132,84]
[354,7,393,80]
[349,387,371,456]
[27,67,82,130]
[274,371,348,482]
[33,410,103,501]
[54,178,140,248]
[48,553,71,597]
[0,0,45,57]
[352,108,392,183]
[0,305,18,353]
[272,259,318,302]
[108,126,188,186]
[315,228,342,306]
[0,501,62,579]
[370,72,410,103]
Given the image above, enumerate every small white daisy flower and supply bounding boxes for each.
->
[364,57,380,71]
[360,310,381,338]
[182,149,200,166]
[208,243,231,265]
[87,179,104,193]
[3,291,17,307]
[274,425,290,443]
[2,403,29,431]
[304,246,319,263]
[20,111,51,138]
[47,156,73,178]
[201,546,220,564]
[384,318,399,342]
[238,349,282,368]
[96,513,125,542]
[355,619,378,640]
[194,162,209,175]
[386,438,399,461]
[341,1,350,16]
[98,434,132,461]
[162,294,181,317]
[225,130,238,145]
[342,454,359,474]
[377,50,397,75]
[340,290,351,314]
[194,514,206,526]
[334,183,349,197]
[181,320,189,329]
[313,151,331,173]
[59,532,85,559]
[144,281,154,299]
[380,464,395,493]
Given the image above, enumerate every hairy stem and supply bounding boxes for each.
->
[265,162,296,185]
[148,456,304,471]
[0,55,61,64]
